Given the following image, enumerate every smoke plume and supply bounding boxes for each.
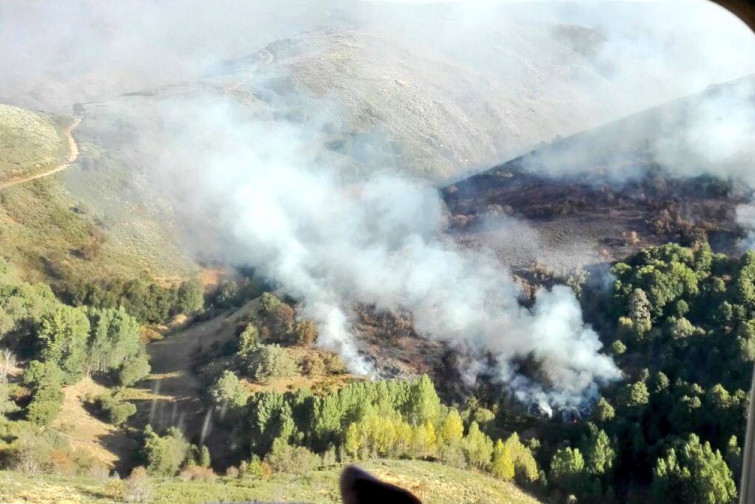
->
[145,95,620,407]
[4,0,754,406]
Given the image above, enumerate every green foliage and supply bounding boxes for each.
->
[504,433,539,484]
[581,425,615,476]
[462,422,494,470]
[70,277,203,324]
[26,385,63,425]
[622,381,649,409]
[593,397,615,423]
[549,447,586,494]
[242,344,296,383]
[142,426,192,476]
[652,434,736,504]
[198,445,211,469]
[37,305,90,382]
[292,319,318,346]
[209,370,248,412]
[238,324,259,355]
[86,307,142,376]
[176,279,204,316]
[265,437,320,474]
[23,360,65,425]
[0,380,18,417]
[94,394,137,425]
[610,340,626,356]
[117,351,151,387]
[23,360,64,390]
[405,374,441,426]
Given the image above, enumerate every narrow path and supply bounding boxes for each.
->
[223,49,274,92]
[0,115,81,191]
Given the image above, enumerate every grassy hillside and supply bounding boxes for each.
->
[0,104,69,184]
[0,103,196,287]
[0,459,542,504]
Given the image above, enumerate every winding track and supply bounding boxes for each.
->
[0,115,81,191]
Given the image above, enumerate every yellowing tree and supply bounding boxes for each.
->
[505,433,539,483]
[438,409,464,445]
[344,422,362,459]
[491,439,515,481]
[463,422,494,469]
[412,421,438,458]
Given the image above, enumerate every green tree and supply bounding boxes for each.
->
[265,437,320,474]
[405,375,441,426]
[118,351,151,387]
[23,360,64,390]
[652,434,736,504]
[593,397,615,423]
[292,319,318,346]
[622,381,650,409]
[628,288,653,337]
[0,381,17,417]
[735,251,755,310]
[86,307,141,375]
[95,394,137,425]
[209,370,247,412]
[176,279,204,315]
[143,426,192,476]
[243,344,296,383]
[582,425,616,476]
[198,445,211,468]
[37,305,90,382]
[238,324,259,356]
[26,385,64,425]
[550,447,586,495]
[611,340,627,356]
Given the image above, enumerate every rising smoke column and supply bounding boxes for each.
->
[146,95,620,409]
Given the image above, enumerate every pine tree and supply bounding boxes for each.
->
[652,434,736,504]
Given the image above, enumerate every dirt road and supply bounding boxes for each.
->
[0,115,81,191]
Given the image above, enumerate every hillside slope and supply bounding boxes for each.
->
[0,459,543,504]
[0,103,196,286]
[443,75,755,273]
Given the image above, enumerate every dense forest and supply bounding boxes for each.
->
[0,241,753,504]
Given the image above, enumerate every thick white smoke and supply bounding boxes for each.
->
[144,96,619,408]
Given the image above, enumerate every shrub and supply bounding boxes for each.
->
[301,353,327,376]
[94,394,137,425]
[124,467,152,503]
[239,456,272,480]
[265,437,320,474]
[243,344,296,383]
[293,319,318,345]
[142,426,191,476]
[179,464,217,482]
[118,352,151,387]
[26,385,64,426]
